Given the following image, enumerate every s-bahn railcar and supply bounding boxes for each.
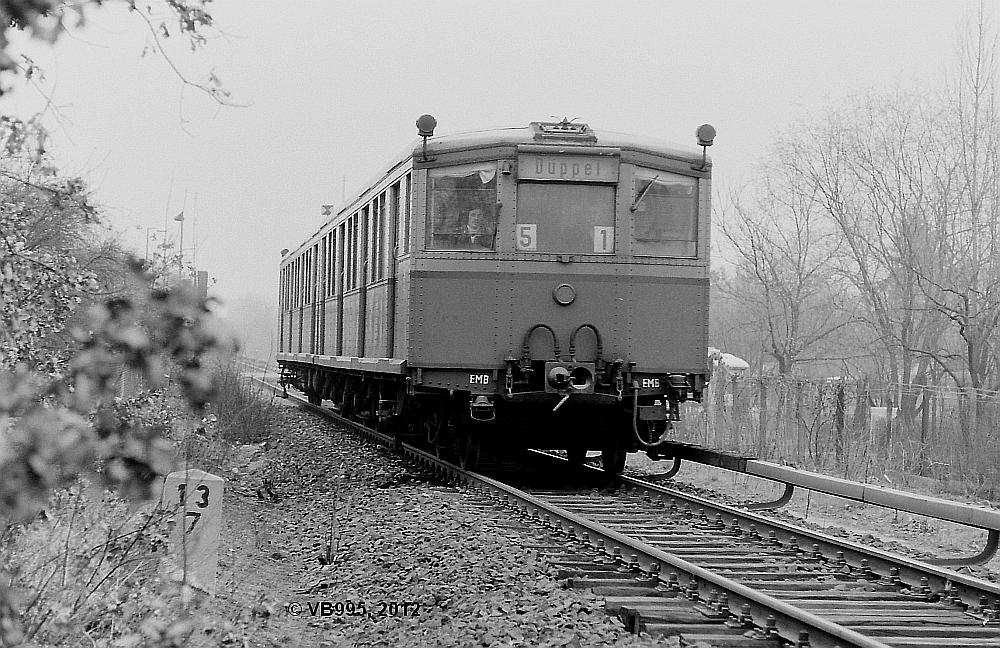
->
[276,116,714,472]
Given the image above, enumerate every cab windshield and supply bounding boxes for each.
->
[515,183,616,254]
[426,163,498,251]
[632,170,698,257]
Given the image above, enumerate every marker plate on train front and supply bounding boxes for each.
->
[469,373,491,385]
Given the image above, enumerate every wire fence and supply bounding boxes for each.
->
[674,370,1000,497]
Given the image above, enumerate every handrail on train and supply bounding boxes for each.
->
[656,442,1000,567]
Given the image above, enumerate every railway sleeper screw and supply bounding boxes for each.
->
[682,503,692,518]
[767,530,779,546]
[786,536,799,554]
[666,573,680,591]
[628,554,640,571]
[738,603,753,628]
[949,584,966,608]
[686,577,699,599]
[747,524,760,540]
[715,513,725,529]
[707,589,718,608]
[811,544,822,560]
[611,547,623,564]
[857,559,877,580]
[581,532,591,547]
[729,519,742,535]
[796,630,811,647]
[698,509,710,524]
[668,499,678,514]
[765,615,779,638]
[648,562,661,579]
[880,566,903,588]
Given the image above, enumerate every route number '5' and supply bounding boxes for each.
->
[516,224,537,251]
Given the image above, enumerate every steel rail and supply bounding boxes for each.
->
[658,442,1000,566]
[461,471,895,648]
[250,378,910,646]
[525,447,1000,609]
[609,466,1000,609]
[256,372,1000,616]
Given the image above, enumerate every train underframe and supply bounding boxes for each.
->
[278,361,703,473]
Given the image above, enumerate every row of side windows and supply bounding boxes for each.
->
[281,173,411,311]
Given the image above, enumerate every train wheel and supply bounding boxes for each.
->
[339,391,354,419]
[434,421,454,460]
[370,397,383,432]
[458,427,481,471]
[423,408,444,446]
[567,446,587,466]
[601,441,626,474]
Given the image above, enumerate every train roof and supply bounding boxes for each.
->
[281,121,712,264]
[416,122,710,166]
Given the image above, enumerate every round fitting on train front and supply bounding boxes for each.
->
[569,366,593,391]
[547,365,570,389]
[552,283,576,306]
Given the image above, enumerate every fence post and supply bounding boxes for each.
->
[885,392,894,448]
[758,378,767,457]
[794,381,804,463]
[918,386,930,475]
[834,382,845,463]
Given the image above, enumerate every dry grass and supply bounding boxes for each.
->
[207,354,278,446]
[2,485,206,647]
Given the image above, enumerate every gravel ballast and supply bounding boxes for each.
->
[206,403,676,647]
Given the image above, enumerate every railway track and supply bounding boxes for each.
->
[252,374,1000,647]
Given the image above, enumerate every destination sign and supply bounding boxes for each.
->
[518,154,619,182]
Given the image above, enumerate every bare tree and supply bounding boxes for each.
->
[908,5,1000,395]
[717,171,854,375]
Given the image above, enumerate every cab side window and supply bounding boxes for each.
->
[632,169,698,258]
[426,163,498,251]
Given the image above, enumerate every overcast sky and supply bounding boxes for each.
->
[0,1,984,329]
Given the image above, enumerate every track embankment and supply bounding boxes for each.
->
[208,401,674,647]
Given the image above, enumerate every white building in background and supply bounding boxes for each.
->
[708,347,750,372]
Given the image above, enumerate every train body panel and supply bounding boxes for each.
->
[392,258,412,358]
[276,118,715,471]
[363,282,391,358]
[341,293,360,356]
[321,298,338,355]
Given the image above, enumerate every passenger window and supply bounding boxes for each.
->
[632,170,698,257]
[426,163,498,251]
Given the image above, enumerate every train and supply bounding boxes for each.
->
[275,116,714,473]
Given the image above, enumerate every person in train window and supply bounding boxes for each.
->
[466,207,496,249]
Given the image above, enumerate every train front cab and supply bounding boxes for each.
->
[406,121,713,471]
